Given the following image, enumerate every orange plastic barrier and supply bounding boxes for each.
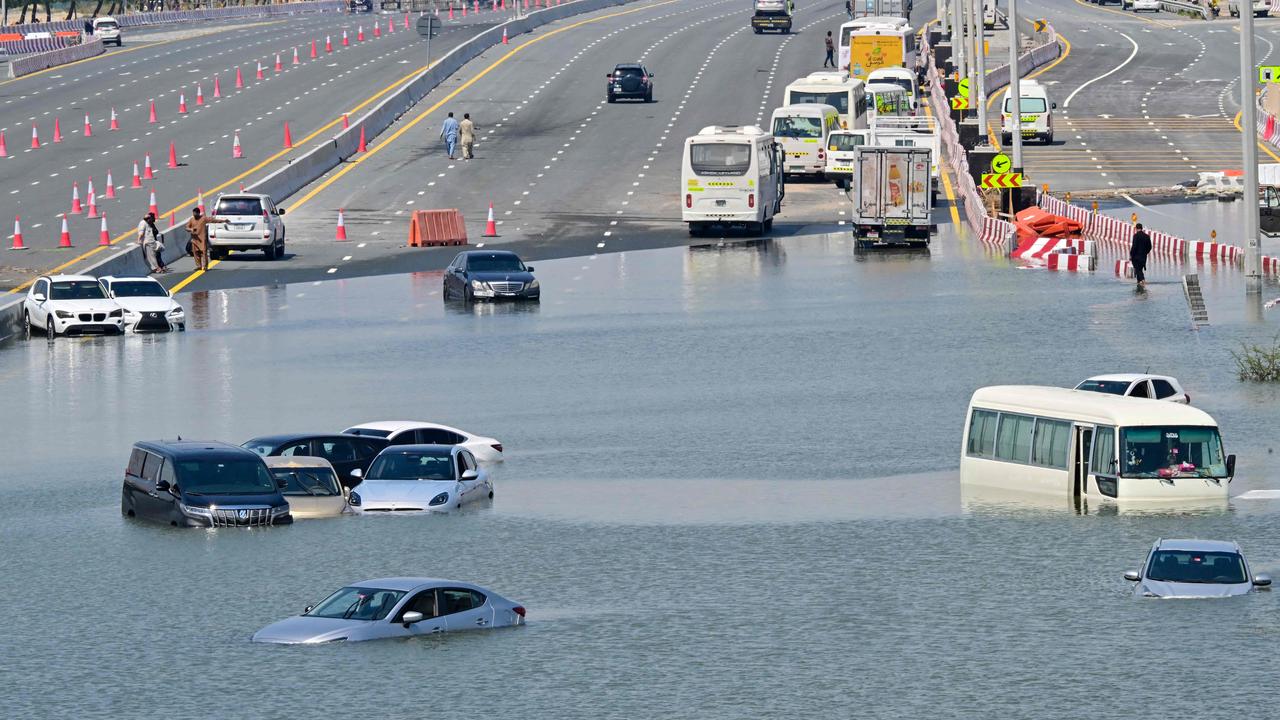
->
[408,209,468,247]
[0,33,24,41]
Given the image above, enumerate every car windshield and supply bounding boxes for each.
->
[828,133,867,152]
[175,459,276,495]
[49,280,106,300]
[1146,550,1247,584]
[270,467,341,497]
[215,198,264,216]
[690,143,752,176]
[110,281,167,298]
[344,427,391,438]
[1076,380,1130,395]
[367,451,455,480]
[306,586,407,621]
[788,90,847,114]
[467,254,526,272]
[1003,97,1048,113]
[1121,426,1227,478]
[241,441,275,456]
[772,116,822,138]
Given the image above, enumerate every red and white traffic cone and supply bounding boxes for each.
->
[144,153,155,180]
[30,124,39,149]
[256,62,265,80]
[403,13,410,28]
[474,1,479,14]
[292,46,300,65]
[168,211,175,229]
[213,76,222,98]
[87,179,99,218]
[462,3,467,16]
[149,99,158,123]
[110,107,120,131]
[502,27,508,44]
[326,35,333,53]
[374,23,381,38]
[275,53,283,71]
[70,182,83,214]
[83,113,93,137]
[53,117,63,143]
[105,170,116,199]
[357,126,367,153]
[358,25,365,41]
[310,39,317,59]
[387,16,394,33]
[283,122,293,149]
[98,214,110,246]
[58,215,73,248]
[342,113,349,129]
[448,5,454,20]
[335,209,348,241]
[10,216,26,250]
[237,66,246,88]
[196,83,204,106]
[233,132,244,159]
[197,189,206,215]
[178,93,188,114]
[148,189,159,217]
[167,141,179,169]
[483,202,497,236]
[343,29,349,46]
[131,162,143,188]
[0,131,7,157]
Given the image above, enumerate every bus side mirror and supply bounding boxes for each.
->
[1226,454,1236,477]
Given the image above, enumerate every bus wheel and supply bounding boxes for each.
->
[763,217,774,232]
[748,222,764,236]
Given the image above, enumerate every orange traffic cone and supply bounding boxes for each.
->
[502,27,508,44]
[196,84,204,106]
[387,17,394,33]
[30,124,39,149]
[167,141,179,169]
[131,162,143,188]
[110,107,119,130]
[237,66,245,88]
[10,216,26,250]
[87,179,99,218]
[58,215,72,248]
[98,214,110,246]
[449,5,454,20]
[83,113,93,137]
[148,99,157,123]
[292,46,300,65]
[256,62,265,80]
[358,126,367,153]
[148,189,158,217]
[144,153,155,180]
[70,182,83,214]
[336,209,348,241]
[198,189,206,215]
[105,170,116,199]
[483,203,497,236]
[326,35,333,52]
[343,29,349,46]
[283,122,293,149]
[342,113,349,129]
[275,53,283,71]
[53,117,63,143]
[374,23,381,38]
[178,93,188,114]
[233,132,244,158]
[213,76,222,98]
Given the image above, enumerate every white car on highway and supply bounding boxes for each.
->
[23,274,124,339]
[1075,374,1190,404]
[342,420,504,462]
[99,276,185,332]
[1229,0,1270,18]
[207,193,286,260]
[1127,0,1160,11]
[348,445,492,513]
[91,16,122,46]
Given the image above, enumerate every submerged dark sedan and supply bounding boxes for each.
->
[241,433,388,489]
[443,250,540,302]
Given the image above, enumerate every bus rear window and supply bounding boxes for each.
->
[690,143,752,176]
[787,90,847,114]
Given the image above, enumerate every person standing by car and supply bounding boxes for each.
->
[1130,223,1152,289]
[184,207,225,272]
[460,113,476,160]
[136,211,167,274]
[439,112,460,160]
[824,31,836,68]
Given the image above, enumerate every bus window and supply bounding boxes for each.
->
[788,91,848,114]
[690,144,752,176]
[772,116,823,138]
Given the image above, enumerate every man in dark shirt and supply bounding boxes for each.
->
[1130,223,1152,288]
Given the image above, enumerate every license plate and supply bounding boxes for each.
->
[715,199,727,207]
[230,224,253,231]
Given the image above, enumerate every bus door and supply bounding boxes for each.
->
[1071,424,1094,501]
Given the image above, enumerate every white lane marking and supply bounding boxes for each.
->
[1063,31,1139,109]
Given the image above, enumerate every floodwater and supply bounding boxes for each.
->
[3,225,1280,718]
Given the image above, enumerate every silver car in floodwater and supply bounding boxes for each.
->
[1125,539,1271,599]
[251,578,525,644]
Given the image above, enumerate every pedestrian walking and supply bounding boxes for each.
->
[460,113,476,160]
[440,111,460,160]
[136,211,167,273]
[1130,223,1152,289]
[824,31,836,68]
[184,207,225,272]
[845,0,852,17]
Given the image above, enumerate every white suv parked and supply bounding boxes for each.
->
[207,193,286,260]
[23,274,124,339]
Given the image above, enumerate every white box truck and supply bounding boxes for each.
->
[850,146,933,249]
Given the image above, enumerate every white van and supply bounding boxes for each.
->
[1001,80,1055,145]
[92,16,122,46]
[682,125,785,236]
[867,67,918,112]
[961,386,1234,502]
[783,72,868,130]
[865,82,911,126]
[771,103,841,178]
[824,129,872,188]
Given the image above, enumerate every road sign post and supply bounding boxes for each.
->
[1008,0,1023,173]
[1243,6,1263,300]
[1259,66,1280,84]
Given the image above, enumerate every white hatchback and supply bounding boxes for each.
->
[1129,0,1160,10]
[23,274,124,339]
[343,420,504,462]
[1075,374,1190,404]
[99,276,185,332]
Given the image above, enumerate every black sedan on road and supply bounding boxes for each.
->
[443,250,540,302]
[607,63,654,103]
[242,433,388,488]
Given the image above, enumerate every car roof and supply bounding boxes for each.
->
[100,275,161,284]
[1084,373,1176,383]
[351,577,484,592]
[460,250,520,259]
[345,420,464,434]
[970,386,1217,427]
[262,455,336,469]
[773,103,839,114]
[134,440,261,461]
[44,274,97,282]
[1156,538,1241,553]
[614,63,644,69]
[375,443,459,455]
[245,432,386,446]
[868,67,913,78]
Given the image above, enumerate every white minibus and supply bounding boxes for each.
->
[1001,80,1055,145]
[960,386,1234,502]
[682,125,785,236]
[770,103,841,178]
[865,82,911,125]
[783,72,868,130]
[867,67,918,112]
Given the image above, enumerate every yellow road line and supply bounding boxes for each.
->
[925,100,962,227]
[1233,109,1280,163]
[169,260,220,293]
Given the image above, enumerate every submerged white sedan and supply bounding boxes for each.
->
[349,445,492,513]
[342,420,504,463]
[99,275,185,332]
[252,578,525,644]
[1126,539,1271,599]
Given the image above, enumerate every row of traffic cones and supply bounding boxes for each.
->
[9,213,112,250]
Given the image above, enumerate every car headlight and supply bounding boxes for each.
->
[123,309,139,317]
[428,492,450,507]
[55,310,74,319]
[470,280,488,290]
[270,505,290,516]
[168,307,183,316]
[348,492,361,507]
[109,309,123,318]
[179,503,212,518]
[528,280,539,289]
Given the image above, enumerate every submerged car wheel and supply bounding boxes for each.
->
[489,490,494,499]
[23,311,32,340]
[46,316,57,341]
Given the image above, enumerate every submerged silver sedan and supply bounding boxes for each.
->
[252,578,525,644]
[1125,539,1271,599]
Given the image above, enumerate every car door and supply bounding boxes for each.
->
[1150,378,1181,402]
[386,588,446,637]
[124,448,151,515]
[27,279,49,329]
[315,437,361,484]
[439,588,493,632]
[137,452,172,521]
[458,450,485,502]
[446,255,466,297]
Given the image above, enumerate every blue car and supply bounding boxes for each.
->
[443,250,540,302]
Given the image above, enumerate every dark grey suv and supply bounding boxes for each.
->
[607,63,654,103]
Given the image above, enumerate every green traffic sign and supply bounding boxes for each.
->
[958,77,971,98]
[990,153,1012,174]
[1261,66,1280,84]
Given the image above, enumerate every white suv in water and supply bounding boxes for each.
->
[23,274,124,339]
[207,193,286,260]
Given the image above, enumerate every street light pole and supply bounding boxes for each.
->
[951,0,965,80]
[1008,0,1022,170]
[975,0,987,137]
[1240,5,1262,296]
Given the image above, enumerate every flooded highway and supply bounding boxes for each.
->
[4,229,1280,718]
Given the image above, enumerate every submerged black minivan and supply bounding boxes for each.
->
[122,441,293,528]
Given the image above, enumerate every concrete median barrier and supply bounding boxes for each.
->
[8,38,104,78]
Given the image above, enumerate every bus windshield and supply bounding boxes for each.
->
[788,90,847,114]
[689,143,752,176]
[1120,426,1227,479]
[772,116,823,138]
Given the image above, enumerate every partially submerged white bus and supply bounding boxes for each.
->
[961,386,1234,502]
[682,125,785,236]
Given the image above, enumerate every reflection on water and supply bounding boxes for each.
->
[960,484,1232,518]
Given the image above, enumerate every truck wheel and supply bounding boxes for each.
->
[764,217,774,232]
[753,27,762,33]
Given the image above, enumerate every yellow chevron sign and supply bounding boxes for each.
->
[950,96,970,110]
[981,173,1024,189]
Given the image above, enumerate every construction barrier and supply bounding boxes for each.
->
[8,38,103,78]
[982,23,1061,95]
[408,209,468,247]
[4,1,346,38]
[1045,252,1095,272]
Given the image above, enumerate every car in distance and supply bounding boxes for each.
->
[1127,0,1160,10]
[121,441,293,527]
[348,445,492,513]
[263,456,350,519]
[442,250,539,302]
[251,578,525,644]
[606,63,654,103]
[99,275,185,332]
[1075,374,1189,404]
[23,274,124,339]
[242,433,389,488]
[1125,539,1271,598]
[1229,0,1270,18]
[343,420,504,463]
[92,16,122,46]
[207,193,286,260]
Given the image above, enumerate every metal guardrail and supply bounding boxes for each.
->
[1159,0,1208,18]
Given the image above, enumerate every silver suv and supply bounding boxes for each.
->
[207,193,286,260]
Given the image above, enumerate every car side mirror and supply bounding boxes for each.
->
[32,293,46,302]
[649,73,655,78]
[524,265,534,272]
[350,468,363,479]
[401,611,424,627]
[1253,574,1272,587]
[461,469,479,480]
[155,480,171,493]
[342,486,351,498]
[1226,454,1236,477]
[304,605,314,614]
[277,208,285,215]
[605,74,612,79]
[1123,570,1140,582]
[276,477,289,489]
